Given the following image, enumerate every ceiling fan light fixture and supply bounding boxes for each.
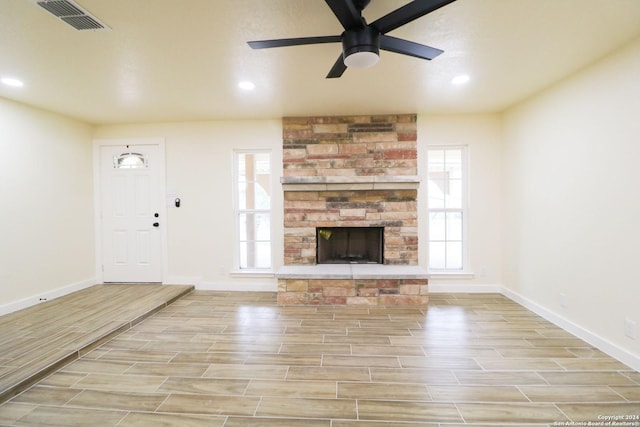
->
[342,26,380,69]
[344,50,379,69]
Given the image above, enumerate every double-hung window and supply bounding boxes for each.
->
[235,151,272,270]
[427,146,468,271]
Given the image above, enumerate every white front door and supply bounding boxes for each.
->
[99,143,163,282]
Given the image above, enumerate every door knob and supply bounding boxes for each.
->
[152,222,159,227]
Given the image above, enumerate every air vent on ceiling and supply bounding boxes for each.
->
[35,0,110,31]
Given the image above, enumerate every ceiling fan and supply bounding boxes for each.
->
[247,0,457,78]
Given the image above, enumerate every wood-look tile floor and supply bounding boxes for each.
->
[0,291,638,426]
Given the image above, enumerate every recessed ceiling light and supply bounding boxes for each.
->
[1,77,24,87]
[238,81,255,91]
[451,75,470,85]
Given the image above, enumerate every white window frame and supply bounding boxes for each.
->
[233,150,273,273]
[426,145,469,273]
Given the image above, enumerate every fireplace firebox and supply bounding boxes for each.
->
[316,227,383,264]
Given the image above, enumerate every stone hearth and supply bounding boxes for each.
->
[277,114,428,305]
[277,264,429,305]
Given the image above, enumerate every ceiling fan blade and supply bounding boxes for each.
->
[248,35,341,49]
[380,35,443,60]
[325,0,364,30]
[326,54,347,78]
[371,0,457,34]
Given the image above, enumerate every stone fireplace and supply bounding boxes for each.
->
[276,114,429,305]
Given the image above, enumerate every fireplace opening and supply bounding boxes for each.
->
[316,227,383,264]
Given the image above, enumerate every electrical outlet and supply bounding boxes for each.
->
[559,293,567,308]
[624,318,636,339]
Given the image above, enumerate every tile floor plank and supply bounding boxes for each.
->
[357,400,462,423]
[456,402,568,423]
[118,412,226,427]
[255,396,357,419]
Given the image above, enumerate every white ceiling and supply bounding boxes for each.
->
[1,0,640,125]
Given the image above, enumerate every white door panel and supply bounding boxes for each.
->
[100,144,163,282]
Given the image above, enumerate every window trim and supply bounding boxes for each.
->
[426,145,470,274]
[232,149,274,273]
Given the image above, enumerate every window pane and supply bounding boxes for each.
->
[446,212,463,241]
[254,214,271,240]
[429,242,446,269]
[239,213,270,241]
[238,182,248,210]
[253,242,271,269]
[445,149,461,165]
[428,179,446,209]
[254,181,271,210]
[446,242,463,270]
[239,242,248,268]
[238,154,271,210]
[446,179,462,209]
[447,161,462,180]
[428,149,444,166]
[429,212,446,240]
[238,213,248,240]
[239,241,271,269]
[254,153,271,173]
[114,152,146,169]
[240,182,272,210]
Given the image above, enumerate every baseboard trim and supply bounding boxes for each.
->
[0,278,96,316]
[502,287,640,372]
[197,280,277,292]
[428,283,502,293]
[163,276,202,286]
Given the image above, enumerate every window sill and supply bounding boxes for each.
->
[428,271,475,279]
[230,270,275,278]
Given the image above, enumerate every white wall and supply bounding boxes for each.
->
[0,98,95,312]
[502,36,640,367]
[418,114,503,291]
[93,120,283,291]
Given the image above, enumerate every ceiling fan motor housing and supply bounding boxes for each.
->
[342,26,380,61]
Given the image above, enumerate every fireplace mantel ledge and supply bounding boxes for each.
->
[281,175,420,191]
[276,264,429,280]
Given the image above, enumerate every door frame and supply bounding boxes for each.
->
[93,138,168,283]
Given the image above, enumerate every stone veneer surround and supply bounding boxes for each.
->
[277,114,428,305]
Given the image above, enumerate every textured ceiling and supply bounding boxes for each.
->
[1,0,640,124]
